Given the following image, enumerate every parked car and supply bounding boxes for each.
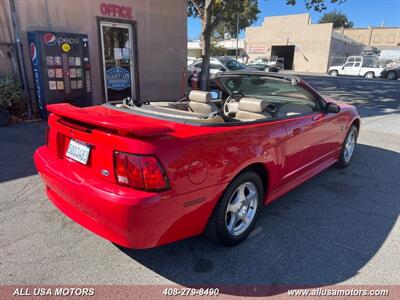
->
[34,72,360,249]
[246,57,284,72]
[328,56,384,79]
[380,66,400,80]
[329,61,384,79]
[187,56,254,84]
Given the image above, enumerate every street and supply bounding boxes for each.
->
[0,76,399,295]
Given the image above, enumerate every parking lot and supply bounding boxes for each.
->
[0,76,399,295]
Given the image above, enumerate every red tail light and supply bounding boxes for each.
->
[114,152,170,191]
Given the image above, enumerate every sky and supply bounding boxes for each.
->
[188,0,400,40]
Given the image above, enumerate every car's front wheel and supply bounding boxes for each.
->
[336,125,358,168]
[205,171,263,246]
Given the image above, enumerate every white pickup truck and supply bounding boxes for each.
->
[328,60,384,79]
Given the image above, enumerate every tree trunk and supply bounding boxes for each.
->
[200,0,212,91]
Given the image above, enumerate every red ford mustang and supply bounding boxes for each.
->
[34,72,360,249]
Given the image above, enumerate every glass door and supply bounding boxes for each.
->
[100,21,136,101]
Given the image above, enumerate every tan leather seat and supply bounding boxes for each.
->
[277,103,314,117]
[188,90,218,114]
[236,98,272,121]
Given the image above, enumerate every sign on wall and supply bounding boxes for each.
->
[100,3,133,19]
[248,46,267,54]
[106,67,131,90]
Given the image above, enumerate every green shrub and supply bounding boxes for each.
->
[0,76,24,114]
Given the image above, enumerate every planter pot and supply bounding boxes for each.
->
[0,109,10,127]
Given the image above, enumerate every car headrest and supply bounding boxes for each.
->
[189,90,212,103]
[238,98,267,113]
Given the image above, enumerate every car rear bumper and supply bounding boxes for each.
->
[34,146,225,249]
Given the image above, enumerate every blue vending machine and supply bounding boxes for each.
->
[28,31,93,119]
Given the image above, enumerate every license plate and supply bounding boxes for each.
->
[66,139,91,165]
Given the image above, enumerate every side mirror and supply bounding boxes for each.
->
[325,102,340,114]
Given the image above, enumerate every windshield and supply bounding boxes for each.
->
[218,75,316,101]
[223,59,246,71]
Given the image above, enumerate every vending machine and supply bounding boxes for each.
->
[28,31,92,119]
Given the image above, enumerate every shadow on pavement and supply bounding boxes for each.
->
[0,122,46,183]
[301,76,400,118]
[118,143,399,296]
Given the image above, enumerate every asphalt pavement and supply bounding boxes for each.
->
[0,76,399,295]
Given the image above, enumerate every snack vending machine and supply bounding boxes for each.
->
[28,31,92,119]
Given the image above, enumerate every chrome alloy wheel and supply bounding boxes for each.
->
[344,128,357,162]
[225,182,258,236]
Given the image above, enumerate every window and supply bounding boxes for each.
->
[210,63,224,71]
[343,63,354,68]
[354,63,361,67]
[219,75,318,111]
[222,59,246,71]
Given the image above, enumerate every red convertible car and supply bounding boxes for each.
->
[34,72,360,249]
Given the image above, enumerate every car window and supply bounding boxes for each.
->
[210,63,224,70]
[343,63,354,68]
[194,62,202,68]
[219,75,318,111]
[224,59,246,71]
[354,63,361,67]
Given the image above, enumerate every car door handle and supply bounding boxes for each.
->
[312,114,324,121]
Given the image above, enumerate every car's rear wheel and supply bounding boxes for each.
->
[329,70,338,77]
[205,171,263,246]
[364,72,375,79]
[387,71,398,80]
[336,125,358,168]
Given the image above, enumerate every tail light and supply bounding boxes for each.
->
[114,152,170,191]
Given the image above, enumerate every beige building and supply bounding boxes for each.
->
[0,0,187,115]
[335,27,400,49]
[245,14,364,73]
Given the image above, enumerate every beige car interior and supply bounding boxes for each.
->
[188,90,219,114]
[236,98,272,121]
[117,90,315,124]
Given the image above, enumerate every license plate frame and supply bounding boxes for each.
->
[65,139,91,165]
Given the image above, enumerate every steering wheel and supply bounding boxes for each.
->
[223,96,238,116]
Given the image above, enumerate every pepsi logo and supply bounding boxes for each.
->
[30,42,38,66]
[43,33,57,46]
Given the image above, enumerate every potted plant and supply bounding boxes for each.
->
[0,76,24,126]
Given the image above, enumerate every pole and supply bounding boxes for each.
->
[235,1,240,60]
[9,0,33,119]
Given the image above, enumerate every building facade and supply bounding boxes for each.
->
[245,14,364,73]
[0,0,187,114]
[335,27,400,49]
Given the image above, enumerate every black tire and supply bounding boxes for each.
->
[204,171,264,246]
[329,70,338,77]
[335,125,358,168]
[387,71,398,80]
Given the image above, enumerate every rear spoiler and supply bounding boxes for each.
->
[47,103,175,137]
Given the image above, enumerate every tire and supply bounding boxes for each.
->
[387,71,398,80]
[204,171,264,246]
[335,125,358,168]
[364,72,375,79]
[329,70,338,77]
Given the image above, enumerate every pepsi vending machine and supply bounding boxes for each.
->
[28,31,92,119]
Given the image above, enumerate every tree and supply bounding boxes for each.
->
[285,0,347,12]
[319,10,353,28]
[188,0,260,90]
[188,0,347,90]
